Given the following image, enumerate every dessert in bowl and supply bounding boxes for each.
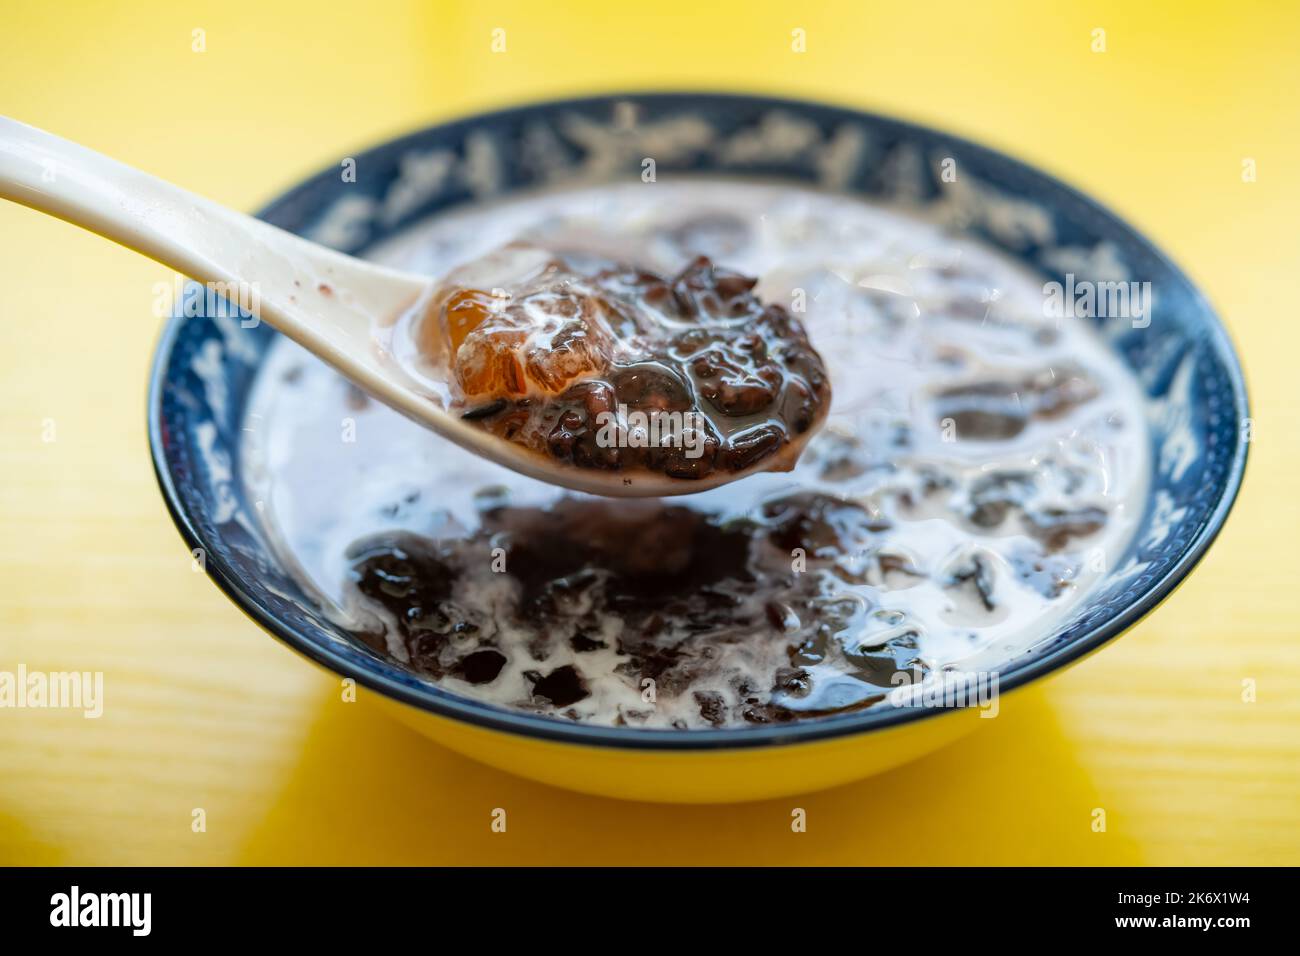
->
[149,93,1247,802]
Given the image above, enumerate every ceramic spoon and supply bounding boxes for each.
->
[0,117,815,497]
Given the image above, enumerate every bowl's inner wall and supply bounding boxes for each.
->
[152,93,1246,746]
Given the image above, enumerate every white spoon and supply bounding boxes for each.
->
[0,117,814,497]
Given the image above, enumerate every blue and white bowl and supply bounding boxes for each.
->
[148,93,1249,802]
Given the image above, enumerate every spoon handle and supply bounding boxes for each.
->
[0,116,426,367]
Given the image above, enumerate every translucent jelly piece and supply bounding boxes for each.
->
[445,289,497,354]
[450,287,615,398]
[435,247,620,400]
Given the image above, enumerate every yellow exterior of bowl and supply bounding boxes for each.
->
[373,694,987,803]
[328,587,1157,802]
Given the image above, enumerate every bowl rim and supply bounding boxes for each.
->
[147,90,1250,752]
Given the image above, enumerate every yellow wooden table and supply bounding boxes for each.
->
[1,0,1296,865]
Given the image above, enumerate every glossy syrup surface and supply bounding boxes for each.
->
[427,249,830,481]
[242,180,1151,729]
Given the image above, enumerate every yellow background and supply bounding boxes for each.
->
[1,0,1296,865]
